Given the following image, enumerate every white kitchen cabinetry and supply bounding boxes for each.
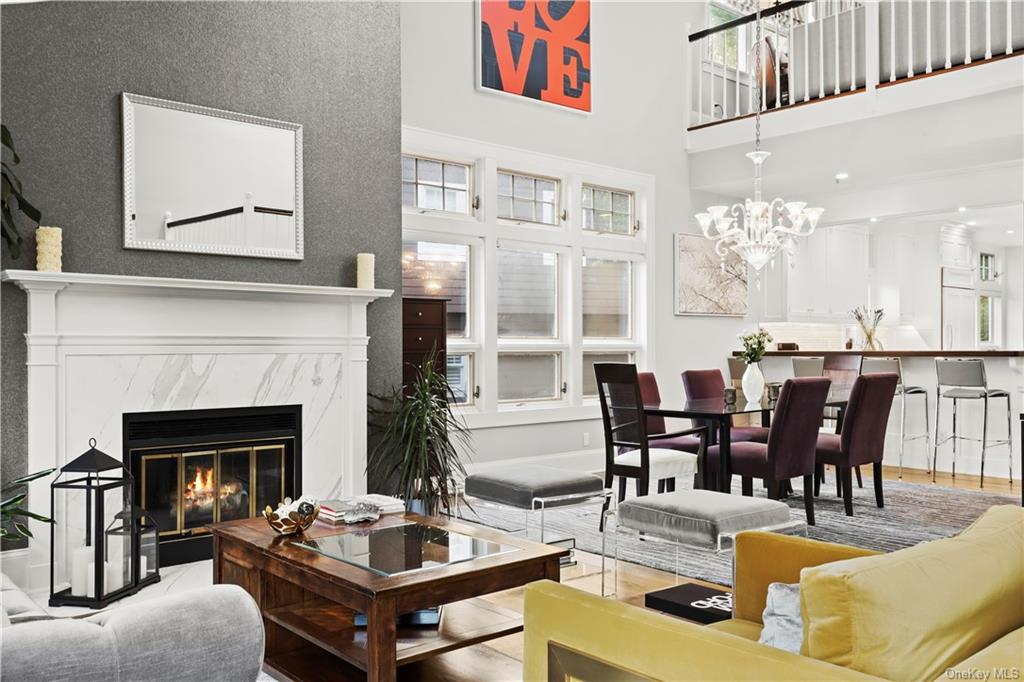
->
[941,285,976,349]
[940,225,973,269]
[786,225,869,319]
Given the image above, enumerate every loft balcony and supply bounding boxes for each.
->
[687,0,1024,151]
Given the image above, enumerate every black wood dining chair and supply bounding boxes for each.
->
[594,364,707,529]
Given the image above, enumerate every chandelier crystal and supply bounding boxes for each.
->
[696,6,822,275]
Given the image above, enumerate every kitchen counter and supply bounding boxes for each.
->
[732,349,1024,357]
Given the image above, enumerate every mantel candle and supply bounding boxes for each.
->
[357,253,375,289]
[36,226,63,272]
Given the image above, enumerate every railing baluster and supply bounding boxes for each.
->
[834,7,841,94]
[735,27,741,117]
[985,0,992,60]
[804,13,810,102]
[926,0,932,73]
[819,1,826,98]
[721,32,727,118]
[698,38,704,124]
[908,0,914,78]
[789,10,796,101]
[946,0,952,68]
[965,0,971,64]
[775,19,782,107]
[851,2,857,90]
[890,0,897,81]
[1008,0,1014,55]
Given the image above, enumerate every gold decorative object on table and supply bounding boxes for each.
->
[35,226,63,272]
[263,495,319,535]
[851,306,884,351]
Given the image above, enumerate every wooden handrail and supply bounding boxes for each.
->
[166,205,293,228]
[688,0,812,43]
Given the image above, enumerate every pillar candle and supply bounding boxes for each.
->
[139,554,149,580]
[356,253,375,289]
[70,545,91,596]
[35,226,63,272]
[85,561,108,598]
[106,560,124,593]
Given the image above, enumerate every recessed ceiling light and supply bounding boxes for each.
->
[834,172,849,181]
[957,206,967,213]
[869,217,879,223]
[967,220,977,226]
[1008,230,1016,234]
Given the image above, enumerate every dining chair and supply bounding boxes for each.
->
[814,372,899,516]
[791,357,824,377]
[595,365,706,524]
[680,369,769,444]
[706,377,832,525]
[637,373,706,485]
[823,353,865,489]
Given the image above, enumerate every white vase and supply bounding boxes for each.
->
[741,362,765,403]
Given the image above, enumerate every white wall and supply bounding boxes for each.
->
[402,1,741,465]
[1006,247,1024,349]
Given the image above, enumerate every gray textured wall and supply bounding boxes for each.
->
[0,2,402,515]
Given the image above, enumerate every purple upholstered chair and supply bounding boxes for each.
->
[680,369,769,444]
[815,372,899,516]
[707,377,832,525]
[638,372,707,492]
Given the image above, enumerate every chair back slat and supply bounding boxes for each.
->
[936,358,986,388]
[767,377,832,479]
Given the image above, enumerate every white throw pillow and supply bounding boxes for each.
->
[757,581,803,654]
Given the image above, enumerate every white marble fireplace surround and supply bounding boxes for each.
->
[0,270,391,590]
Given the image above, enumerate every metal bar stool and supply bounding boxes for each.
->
[933,358,1013,488]
[862,357,930,479]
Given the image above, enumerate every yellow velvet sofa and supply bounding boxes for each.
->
[523,504,1024,681]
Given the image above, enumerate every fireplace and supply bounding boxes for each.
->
[123,405,301,565]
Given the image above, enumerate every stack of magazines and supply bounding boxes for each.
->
[318,494,406,526]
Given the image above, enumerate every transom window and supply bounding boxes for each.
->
[582,185,634,235]
[979,253,995,282]
[402,155,472,214]
[497,171,559,225]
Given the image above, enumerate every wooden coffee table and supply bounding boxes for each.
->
[209,513,567,682]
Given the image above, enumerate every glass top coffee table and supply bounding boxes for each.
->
[293,522,519,577]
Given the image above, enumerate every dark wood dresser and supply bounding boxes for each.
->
[402,297,447,390]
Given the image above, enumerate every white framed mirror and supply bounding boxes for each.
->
[122,93,303,260]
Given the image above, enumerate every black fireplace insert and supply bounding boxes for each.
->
[123,405,301,566]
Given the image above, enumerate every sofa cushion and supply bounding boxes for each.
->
[758,582,802,654]
[0,573,50,624]
[940,627,1024,682]
[800,505,1024,681]
[617,489,792,547]
[465,465,604,509]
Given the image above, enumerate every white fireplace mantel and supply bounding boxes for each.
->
[1,269,391,590]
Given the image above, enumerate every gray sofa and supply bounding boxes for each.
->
[1,572,265,681]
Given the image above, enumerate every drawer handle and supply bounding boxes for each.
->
[417,311,423,317]
[418,336,423,342]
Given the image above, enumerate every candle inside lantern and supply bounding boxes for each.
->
[70,545,92,596]
[357,253,375,289]
[35,226,63,272]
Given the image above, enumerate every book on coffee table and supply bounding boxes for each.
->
[645,583,733,624]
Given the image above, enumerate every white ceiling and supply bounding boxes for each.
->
[901,203,1024,247]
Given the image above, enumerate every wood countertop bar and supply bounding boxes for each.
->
[733,350,1024,358]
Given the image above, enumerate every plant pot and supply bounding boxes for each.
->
[741,363,765,403]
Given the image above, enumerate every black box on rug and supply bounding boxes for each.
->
[644,583,732,624]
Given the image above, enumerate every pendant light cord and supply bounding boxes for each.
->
[754,5,762,152]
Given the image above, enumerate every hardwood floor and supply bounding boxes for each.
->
[275,468,1017,682]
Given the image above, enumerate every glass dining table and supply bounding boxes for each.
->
[644,387,852,493]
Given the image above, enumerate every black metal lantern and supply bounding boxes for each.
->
[50,438,160,608]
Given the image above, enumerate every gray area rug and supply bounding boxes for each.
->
[463,478,1018,586]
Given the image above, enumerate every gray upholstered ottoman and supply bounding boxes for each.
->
[616,489,800,550]
[463,465,609,548]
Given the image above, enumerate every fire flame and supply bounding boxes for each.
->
[183,466,215,509]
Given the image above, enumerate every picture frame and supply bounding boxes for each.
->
[674,233,749,317]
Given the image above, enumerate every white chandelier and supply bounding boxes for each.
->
[695,5,823,273]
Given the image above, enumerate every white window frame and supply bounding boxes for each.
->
[496,168,564,228]
[402,126,655,429]
[582,183,637,236]
[401,151,479,223]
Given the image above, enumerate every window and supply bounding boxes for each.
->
[401,240,470,337]
[979,253,995,282]
[402,155,471,214]
[497,247,559,338]
[979,295,999,345]
[447,353,475,404]
[582,185,634,235]
[582,352,635,398]
[582,257,632,338]
[498,353,562,403]
[497,171,559,225]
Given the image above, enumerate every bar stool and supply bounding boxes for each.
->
[932,358,1013,488]
[861,357,930,479]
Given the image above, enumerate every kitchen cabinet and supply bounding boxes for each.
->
[786,225,869,319]
[941,286,976,350]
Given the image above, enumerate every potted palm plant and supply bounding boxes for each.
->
[368,350,472,517]
[1,468,55,540]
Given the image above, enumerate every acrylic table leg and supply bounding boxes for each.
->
[366,596,397,682]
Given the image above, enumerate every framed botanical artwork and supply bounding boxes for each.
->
[674,233,749,316]
[477,0,592,113]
